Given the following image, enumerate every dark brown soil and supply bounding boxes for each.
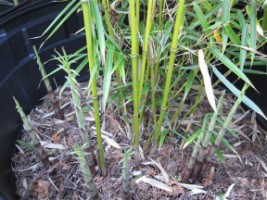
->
[12,83,267,199]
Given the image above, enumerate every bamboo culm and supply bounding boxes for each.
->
[14,97,50,168]
[33,46,64,120]
[81,0,106,175]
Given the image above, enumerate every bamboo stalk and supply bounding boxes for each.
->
[129,0,140,151]
[101,0,129,124]
[81,0,106,175]
[181,128,203,183]
[101,0,113,37]
[158,0,165,28]
[71,145,100,200]
[200,84,249,177]
[14,97,50,168]
[138,0,155,102]
[33,46,64,120]
[66,74,89,146]
[122,149,132,199]
[189,91,225,182]
[154,0,185,146]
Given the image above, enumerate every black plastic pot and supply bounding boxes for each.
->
[0,1,86,199]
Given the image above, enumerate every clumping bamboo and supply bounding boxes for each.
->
[190,90,225,182]
[81,0,106,175]
[14,97,50,168]
[71,145,100,200]
[200,84,249,177]
[182,91,225,182]
[33,46,64,120]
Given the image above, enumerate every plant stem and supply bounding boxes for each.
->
[154,0,185,145]
[138,0,155,102]
[136,0,140,28]
[158,0,165,28]
[122,149,132,199]
[14,97,50,168]
[101,0,113,37]
[72,145,100,200]
[190,91,225,182]
[200,84,249,176]
[33,46,63,120]
[81,0,106,175]
[129,0,140,150]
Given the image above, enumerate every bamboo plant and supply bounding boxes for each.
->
[38,0,267,186]
[71,144,100,200]
[122,148,132,200]
[81,0,106,175]
[33,46,64,120]
[182,90,225,183]
[199,83,249,177]
[14,97,50,168]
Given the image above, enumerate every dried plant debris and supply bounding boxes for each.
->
[12,83,267,199]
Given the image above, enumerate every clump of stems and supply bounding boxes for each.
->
[182,84,248,183]
[81,0,106,175]
[71,144,100,200]
[14,97,50,168]
[182,91,225,183]
[33,46,64,120]
[200,84,249,177]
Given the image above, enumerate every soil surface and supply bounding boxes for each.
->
[12,83,267,199]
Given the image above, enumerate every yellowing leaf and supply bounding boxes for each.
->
[198,49,217,112]
[214,29,222,43]
[136,176,172,192]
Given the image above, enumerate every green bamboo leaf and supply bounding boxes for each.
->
[243,69,267,75]
[216,149,225,164]
[193,3,209,35]
[248,1,257,64]
[222,0,231,51]
[212,66,267,120]
[91,0,106,64]
[40,0,78,38]
[42,1,81,46]
[221,138,241,160]
[184,70,195,99]
[224,24,241,45]
[184,129,202,148]
[210,47,254,88]
[198,49,217,112]
[102,43,115,111]
[237,10,246,28]
[239,24,248,71]
[159,130,167,148]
